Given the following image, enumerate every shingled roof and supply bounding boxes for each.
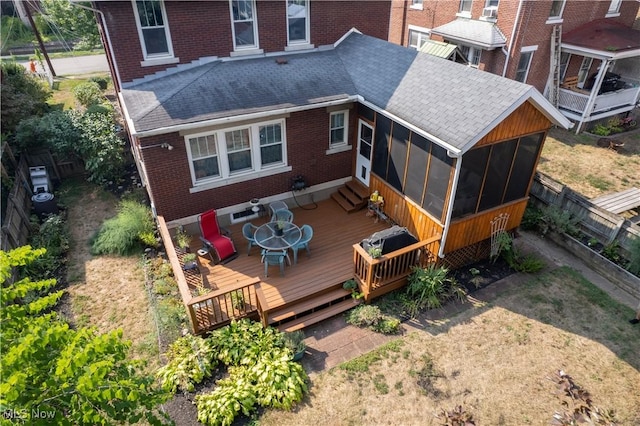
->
[121,30,570,153]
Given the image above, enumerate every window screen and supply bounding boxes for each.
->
[478,139,517,211]
[423,143,453,220]
[405,133,430,204]
[504,133,543,202]
[388,123,409,192]
[372,115,391,178]
[452,146,490,218]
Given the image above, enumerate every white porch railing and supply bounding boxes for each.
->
[559,86,640,115]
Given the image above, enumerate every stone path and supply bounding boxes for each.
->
[300,231,639,373]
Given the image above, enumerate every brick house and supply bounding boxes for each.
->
[389,0,640,132]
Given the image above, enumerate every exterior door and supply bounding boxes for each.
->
[355,120,374,186]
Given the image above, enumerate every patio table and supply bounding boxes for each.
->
[254,221,302,250]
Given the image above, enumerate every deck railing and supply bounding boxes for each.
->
[353,235,441,302]
[558,86,640,115]
[157,215,261,334]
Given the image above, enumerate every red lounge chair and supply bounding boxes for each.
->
[198,209,238,264]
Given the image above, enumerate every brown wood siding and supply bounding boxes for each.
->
[444,199,528,253]
[474,101,551,148]
[369,174,444,244]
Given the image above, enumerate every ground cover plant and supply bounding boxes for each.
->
[259,267,640,425]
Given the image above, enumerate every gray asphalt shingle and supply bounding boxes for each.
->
[122,32,538,151]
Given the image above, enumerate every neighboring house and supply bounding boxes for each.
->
[389,0,640,132]
[90,0,571,265]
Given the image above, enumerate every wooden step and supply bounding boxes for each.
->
[345,179,369,199]
[268,287,352,323]
[338,186,363,206]
[277,298,361,332]
[331,191,358,213]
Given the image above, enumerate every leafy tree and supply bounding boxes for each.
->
[15,110,80,156]
[0,61,51,135]
[40,0,101,50]
[0,246,172,425]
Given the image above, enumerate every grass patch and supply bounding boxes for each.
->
[338,339,404,374]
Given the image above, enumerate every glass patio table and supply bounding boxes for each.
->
[254,221,302,250]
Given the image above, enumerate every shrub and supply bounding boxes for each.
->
[14,110,80,155]
[521,205,544,231]
[73,81,104,107]
[492,232,545,273]
[1,61,51,134]
[23,214,70,279]
[346,304,401,334]
[89,75,110,90]
[91,200,156,255]
[538,206,580,237]
[406,265,466,312]
[156,334,217,392]
[591,124,611,136]
[85,102,114,116]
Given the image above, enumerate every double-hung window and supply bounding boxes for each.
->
[548,0,565,21]
[231,0,258,50]
[329,111,348,147]
[458,0,472,15]
[460,45,482,67]
[515,47,537,83]
[287,0,309,45]
[408,28,429,50]
[133,0,174,60]
[607,0,621,15]
[187,120,287,187]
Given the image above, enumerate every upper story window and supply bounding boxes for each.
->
[548,0,565,19]
[408,28,430,50]
[133,0,173,59]
[410,0,424,9]
[515,47,537,83]
[485,0,499,6]
[287,0,309,45]
[458,0,472,15]
[231,0,258,50]
[607,0,621,15]
[187,120,287,186]
[460,45,482,67]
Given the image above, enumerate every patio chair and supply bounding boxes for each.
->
[242,222,259,255]
[272,208,294,223]
[261,249,290,277]
[198,209,238,264]
[269,201,289,220]
[290,224,313,264]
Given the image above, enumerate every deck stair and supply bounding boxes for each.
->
[269,285,360,332]
[331,180,369,213]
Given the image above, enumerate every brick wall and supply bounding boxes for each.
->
[99,0,391,84]
[141,108,355,221]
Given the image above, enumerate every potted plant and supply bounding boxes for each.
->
[182,253,198,270]
[174,227,191,253]
[343,279,363,300]
[368,247,382,259]
[282,330,306,361]
[274,220,286,237]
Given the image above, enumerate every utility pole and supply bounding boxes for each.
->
[24,0,56,77]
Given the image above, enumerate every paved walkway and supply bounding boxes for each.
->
[300,231,639,373]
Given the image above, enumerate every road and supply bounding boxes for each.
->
[17,54,109,76]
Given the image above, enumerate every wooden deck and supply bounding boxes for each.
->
[592,187,640,214]
[190,199,387,324]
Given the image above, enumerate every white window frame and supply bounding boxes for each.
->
[230,0,259,52]
[410,0,424,10]
[132,0,177,66]
[408,25,430,50]
[459,44,482,68]
[186,119,289,190]
[515,46,537,83]
[559,52,571,82]
[485,0,499,7]
[577,57,593,89]
[327,110,350,154]
[606,0,621,17]
[457,0,472,17]
[285,0,311,47]
[546,0,566,24]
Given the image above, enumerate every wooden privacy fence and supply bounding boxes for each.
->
[529,172,640,260]
[1,155,33,252]
[353,235,441,302]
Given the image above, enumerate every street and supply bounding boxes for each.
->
[16,54,109,76]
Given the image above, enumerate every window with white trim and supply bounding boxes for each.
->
[459,0,472,14]
[187,120,286,185]
[408,28,429,50]
[460,45,482,67]
[607,0,621,14]
[515,47,536,83]
[287,0,309,44]
[230,0,258,50]
[133,0,173,59]
[548,0,565,19]
[329,111,348,147]
[411,0,424,8]
[485,0,499,7]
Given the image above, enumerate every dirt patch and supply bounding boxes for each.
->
[59,179,158,366]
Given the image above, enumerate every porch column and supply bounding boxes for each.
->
[577,59,610,133]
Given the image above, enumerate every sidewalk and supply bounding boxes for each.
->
[300,231,639,373]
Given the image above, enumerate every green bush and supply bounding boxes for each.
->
[1,61,51,134]
[72,81,104,107]
[89,75,110,90]
[23,214,70,278]
[157,334,217,392]
[521,205,544,231]
[538,206,580,237]
[91,200,156,255]
[85,102,114,116]
[406,265,466,312]
[347,304,402,334]
[591,124,611,136]
[15,110,80,155]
